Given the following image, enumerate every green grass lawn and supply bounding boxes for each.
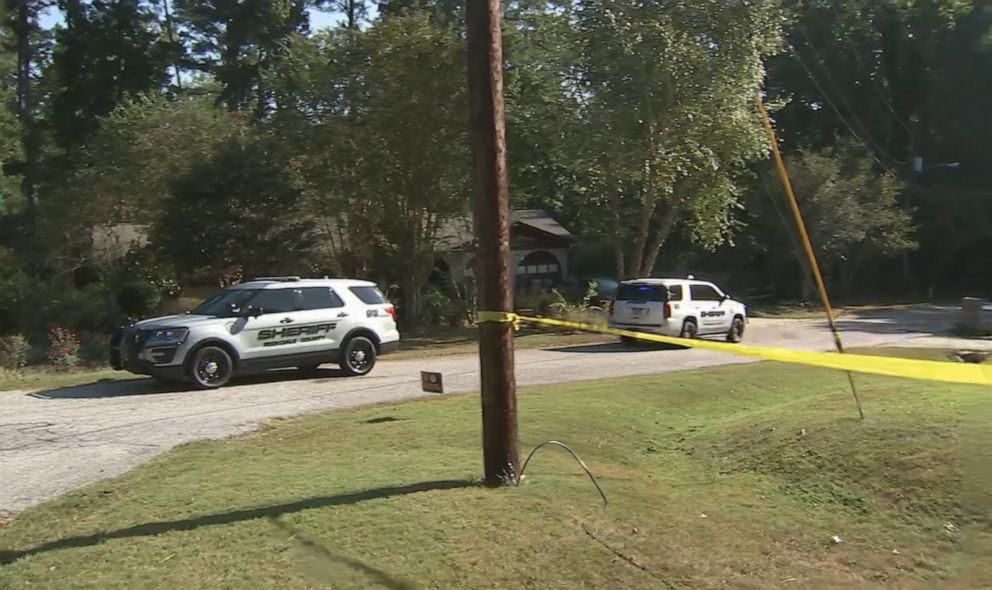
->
[1,355,990,588]
[0,328,608,393]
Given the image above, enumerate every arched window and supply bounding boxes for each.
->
[516,250,561,279]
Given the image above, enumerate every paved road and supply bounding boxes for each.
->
[0,305,977,513]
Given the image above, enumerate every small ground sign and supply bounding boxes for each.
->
[421,371,444,393]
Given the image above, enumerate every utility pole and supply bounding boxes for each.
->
[466,0,520,486]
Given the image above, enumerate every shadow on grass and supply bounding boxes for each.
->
[29,368,351,400]
[0,479,477,566]
[271,518,418,590]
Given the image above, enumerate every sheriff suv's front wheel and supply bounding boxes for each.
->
[188,346,234,389]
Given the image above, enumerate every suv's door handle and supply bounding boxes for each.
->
[337,312,349,318]
[280,317,294,324]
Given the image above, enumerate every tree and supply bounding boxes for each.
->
[569,0,782,279]
[3,0,52,217]
[274,14,469,321]
[60,95,246,225]
[749,140,915,299]
[377,0,462,28]
[47,0,173,150]
[0,22,22,213]
[153,131,316,284]
[175,0,309,117]
[501,0,581,214]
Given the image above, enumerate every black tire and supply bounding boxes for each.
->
[187,345,234,389]
[727,317,745,343]
[680,319,698,339]
[340,336,377,377]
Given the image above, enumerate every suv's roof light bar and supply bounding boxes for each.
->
[251,276,302,282]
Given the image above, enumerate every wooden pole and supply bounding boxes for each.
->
[466,0,520,485]
[755,96,864,420]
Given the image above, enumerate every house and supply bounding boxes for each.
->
[433,209,578,293]
[91,209,579,294]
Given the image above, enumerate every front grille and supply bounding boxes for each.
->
[121,329,151,366]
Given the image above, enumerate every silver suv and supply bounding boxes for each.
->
[110,277,400,389]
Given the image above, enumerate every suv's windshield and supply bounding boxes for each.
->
[191,289,260,318]
[616,284,669,302]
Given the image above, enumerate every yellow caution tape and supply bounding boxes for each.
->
[476,311,992,387]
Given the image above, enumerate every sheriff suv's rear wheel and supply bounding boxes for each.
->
[188,346,234,389]
[340,336,377,376]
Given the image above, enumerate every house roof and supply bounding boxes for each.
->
[434,209,576,252]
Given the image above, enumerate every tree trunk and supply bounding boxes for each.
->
[638,194,683,277]
[403,273,422,324]
[15,0,38,216]
[628,191,657,279]
[160,0,183,91]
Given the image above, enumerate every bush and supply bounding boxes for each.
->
[421,287,458,326]
[116,280,162,318]
[79,331,110,366]
[47,326,81,370]
[0,334,30,370]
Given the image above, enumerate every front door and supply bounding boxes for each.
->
[236,288,306,361]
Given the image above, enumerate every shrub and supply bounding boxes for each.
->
[47,326,81,370]
[0,334,30,370]
[79,331,111,366]
[421,287,458,326]
[116,280,162,318]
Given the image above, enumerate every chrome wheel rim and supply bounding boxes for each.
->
[197,353,228,384]
[347,340,374,373]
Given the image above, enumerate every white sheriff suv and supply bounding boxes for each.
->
[110,277,400,389]
[608,276,748,343]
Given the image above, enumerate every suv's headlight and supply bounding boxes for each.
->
[146,328,189,345]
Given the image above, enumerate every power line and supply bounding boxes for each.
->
[786,41,902,174]
[796,28,910,165]
[794,27,908,166]
[835,27,915,137]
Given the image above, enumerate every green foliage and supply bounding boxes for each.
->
[0,333,30,370]
[46,325,81,370]
[110,245,179,297]
[0,246,28,331]
[65,96,247,225]
[749,140,916,296]
[279,14,470,320]
[0,25,21,214]
[154,132,315,283]
[175,0,309,116]
[115,280,162,318]
[79,330,110,366]
[47,0,172,149]
[570,0,783,278]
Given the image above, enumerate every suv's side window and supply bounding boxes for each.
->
[250,289,296,314]
[689,284,722,302]
[299,287,345,310]
[668,285,684,301]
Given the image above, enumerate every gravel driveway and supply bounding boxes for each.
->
[0,305,975,513]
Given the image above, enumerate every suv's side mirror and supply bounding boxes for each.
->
[721,293,731,302]
[237,304,263,319]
